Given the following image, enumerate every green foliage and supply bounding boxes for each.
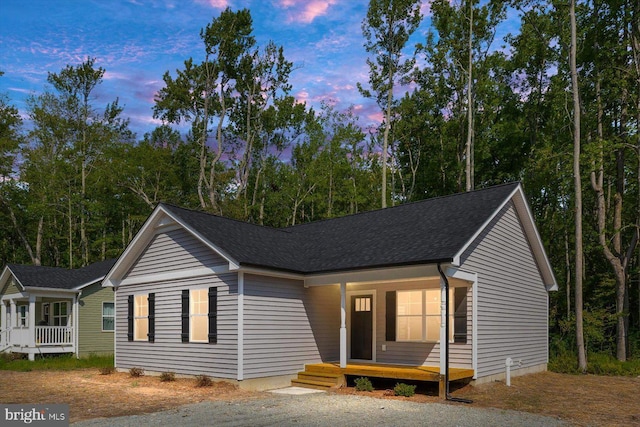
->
[550,351,640,376]
[160,371,176,382]
[129,367,145,377]
[354,377,374,392]
[393,383,416,397]
[0,353,113,371]
[195,374,213,387]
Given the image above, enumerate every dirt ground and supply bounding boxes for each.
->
[1,369,638,426]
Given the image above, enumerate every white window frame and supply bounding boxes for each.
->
[189,288,209,343]
[396,289,454,343]
[134,294,149,342]
[18,305,28,328]
[51,301,69,327]
[102,302,115,332]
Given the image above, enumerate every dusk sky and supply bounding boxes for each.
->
[0,0,515,138]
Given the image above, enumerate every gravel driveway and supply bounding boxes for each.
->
[73,392,566,427]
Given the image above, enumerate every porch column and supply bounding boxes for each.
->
[339,281,347,368]
[439,276,447,376]
[0,302,6,347]
[28,295,36,360]
[9,299,16,329]
[1,301,6,330]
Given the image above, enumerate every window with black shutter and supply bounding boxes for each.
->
[148,293,155,343]
[453,287,468,344]
[208,287,217,344]
[181,290,189,343]
[385,291,396,341]
[127,295,134,341]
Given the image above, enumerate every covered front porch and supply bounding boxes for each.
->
[300,264,478,398]
[1,290,77,360]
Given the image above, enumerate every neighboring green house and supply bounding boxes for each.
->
[0,259,116,360]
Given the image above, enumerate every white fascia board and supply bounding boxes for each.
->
[237,266,305,281]
[445,267,477,283]
[452,185,519,266]
[510,188,558,291]
[304,264,441,287]
[119,265,230,287]
[0,266,25,293]
[1,292,27,301]
[74,277,106,291]
[452,184,558,291]
[103,205,240,287]
[23,288,77,299]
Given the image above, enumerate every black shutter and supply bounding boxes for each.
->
[148,293,155,343]
[127,295,134,341]
[208,287,218,344]
[181,290,189,343]
[454,287,468,344]
[385,291,396,341]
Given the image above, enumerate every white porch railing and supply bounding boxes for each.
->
[0,328,9,351]
[35,326,74,346]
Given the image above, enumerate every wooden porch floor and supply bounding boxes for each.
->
[305,362,474,382]
[292,362,474,398]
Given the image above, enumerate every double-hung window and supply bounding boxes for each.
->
[127,293,154,342]
[52,301,69,326]
[190,289,208,342]
[182,287,217,344]
[102,302,115,332]
[396,289,454,342]
[134,294,149,341]
[18,305,28,327]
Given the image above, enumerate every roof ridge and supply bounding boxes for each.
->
[160,203,295,234]
[285,181,520,231]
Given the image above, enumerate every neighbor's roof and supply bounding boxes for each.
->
[3,258,117,291]
[160,182,521,274]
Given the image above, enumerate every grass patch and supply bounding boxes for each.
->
[549,351,640,376]
[0,353,113,372]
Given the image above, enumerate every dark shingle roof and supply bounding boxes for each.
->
[7,258,117,290]
[162,183,519,274]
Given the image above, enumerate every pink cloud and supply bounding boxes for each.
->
[278,0,337,24]
[195,0,228,9]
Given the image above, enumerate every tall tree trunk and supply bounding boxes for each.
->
[381,73,393,209]
[465,0,474,192]
[570,0,587,372]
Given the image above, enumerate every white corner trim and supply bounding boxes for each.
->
[118,265,231,287]
[237,272,244,381]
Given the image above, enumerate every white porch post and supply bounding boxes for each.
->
[28,294,36,360]
[439,276,446,375]
[1,301,6,330]
[339,281,347,368]
[0,302,6,348]
[9,299,16,330]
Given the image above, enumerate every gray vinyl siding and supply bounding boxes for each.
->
[126,228,228,278]
[115,273,238,378]
[306,285,340,362]
[350,281,472,368]
[78,282,114,356]
[243,274,333,378]
[460,201,549,379]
